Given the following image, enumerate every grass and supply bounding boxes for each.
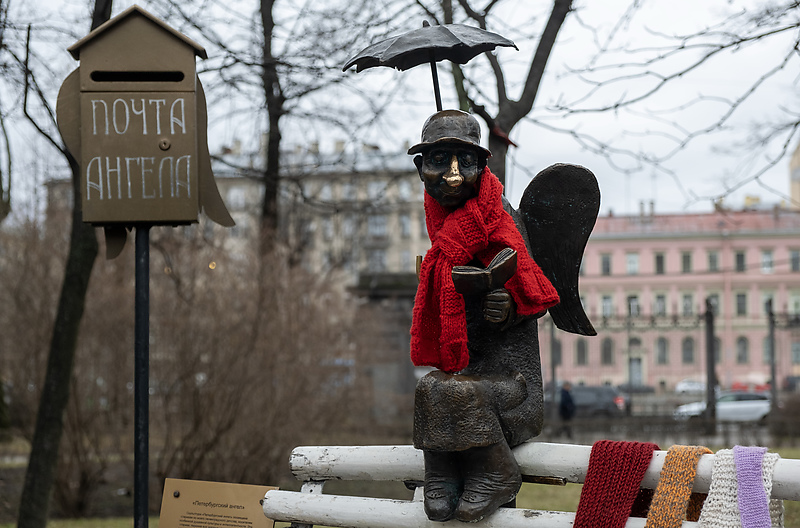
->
[0,520,159,528]
[517,481,582,512]
[2,449,798,528]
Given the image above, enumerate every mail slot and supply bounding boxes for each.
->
[57,5,214,225]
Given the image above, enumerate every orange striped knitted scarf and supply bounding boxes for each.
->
[410,168,559,372]
[644,445,711,527]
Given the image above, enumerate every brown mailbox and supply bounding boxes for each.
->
[57,5,232,227]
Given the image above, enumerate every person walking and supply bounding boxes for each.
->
[558,382,576,439]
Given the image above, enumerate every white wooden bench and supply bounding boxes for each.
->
[262,442,800,528]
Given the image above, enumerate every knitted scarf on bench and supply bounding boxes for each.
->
[410,168,559,373]
[644,445,711,528]
[574,440,660,528]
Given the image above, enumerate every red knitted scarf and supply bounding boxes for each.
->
[574,440,660,528]
[410,168,559,373]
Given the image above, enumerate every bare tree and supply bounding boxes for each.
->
[545,1,800,207]
[130,223,374,502]
[3,204,377,516]
[0,0,18,223]
[16,1,112,527]
[147,0,402,252]
[408,0,574,187]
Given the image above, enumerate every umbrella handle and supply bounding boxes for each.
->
[429,52,442,112]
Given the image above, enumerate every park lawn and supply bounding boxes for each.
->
[3,447,799,528]
[0,520,159,528]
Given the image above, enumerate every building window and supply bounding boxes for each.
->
[763,336,773,365]
[627,295,640,317]
[735,250,746,272]
[601,338,614,365]
[761,250,774,274]
[602,295,613,317]
[397,180,412,201]
[626,253,639,275]
[366,249,386,272]
[681,337,695,364]
[367,214,387,237]
[400,250,412,272]
[791,250,800,272]
[576,339,588,366]
[736,293,747,316]
[399,213,411,238]
[367,180,386,201]
[419,212,428,238]
[707,294,719,316]
[656,337,669,365]
[654,294,667,316]
[708,251,719,272]
[321,216,334,241]
[792,341,800,365]
[601,253,612,276]
[342,214,356,238]
[226,186,247,210]
[682,294,693,316]
[681,251,692,273]
[654,252,665,275]
[342,181,357,201]
[319,183,332,201]
[736,337,749,364]
[790,294,800,316]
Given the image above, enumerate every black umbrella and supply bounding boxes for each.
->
[343,22,517,111]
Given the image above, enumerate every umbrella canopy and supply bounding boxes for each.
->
[343,23,517,111]
[342,23,517,73]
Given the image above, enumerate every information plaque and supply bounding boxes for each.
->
[159,478,277,528]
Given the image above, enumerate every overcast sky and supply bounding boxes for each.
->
[27,0,800,217]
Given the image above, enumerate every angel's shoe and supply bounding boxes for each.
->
[423,450,462,522]
[454,441,521,523]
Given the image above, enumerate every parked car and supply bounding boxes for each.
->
[617,383,655,394]
[545,385,629,419]
[674,379,706,394]
[673,391,772,423]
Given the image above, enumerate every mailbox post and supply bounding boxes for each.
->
[56,7,233,528]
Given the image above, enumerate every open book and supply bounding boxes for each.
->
[451,247,517,296]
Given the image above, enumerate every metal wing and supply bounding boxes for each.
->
[519,164,600,336]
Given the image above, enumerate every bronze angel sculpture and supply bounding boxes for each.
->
[408,109,600,522]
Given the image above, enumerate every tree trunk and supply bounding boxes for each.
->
[16,2,109,526]
[448,0,573,189]
[259,0,285,253]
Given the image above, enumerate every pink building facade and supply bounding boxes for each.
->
[539,206,800,392]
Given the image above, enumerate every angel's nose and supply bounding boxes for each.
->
[443,155,463,187]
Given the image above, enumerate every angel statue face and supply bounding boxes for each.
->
[419,146,482,208]
[408,110,490,209]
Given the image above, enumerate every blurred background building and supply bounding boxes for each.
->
[45,141,800,411]
[540,202,800,393]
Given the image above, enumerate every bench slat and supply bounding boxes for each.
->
[289,443,800,500]
[262,490,700,528]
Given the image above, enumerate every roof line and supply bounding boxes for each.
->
[67,5,207,61]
